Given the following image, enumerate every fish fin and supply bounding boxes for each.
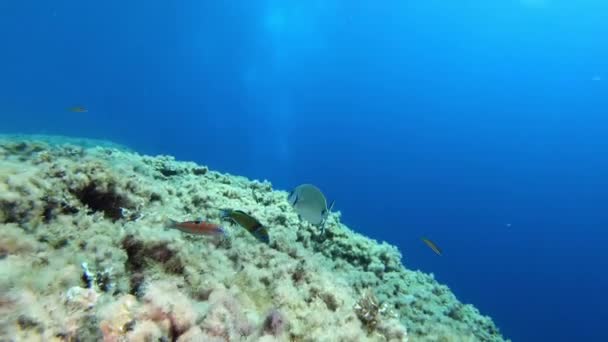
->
[251,226,270,244]
[214,226,230,245]
[219,209,232,219]
[220,210,239,227]
[320,200,335,218]
[193,217,205,224]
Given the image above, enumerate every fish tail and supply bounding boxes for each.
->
[219,209,232,219]
[164,218,179,228]
[327,200,335,212]
[216,225,230,238]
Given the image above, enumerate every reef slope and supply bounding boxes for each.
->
[0,135,508,341]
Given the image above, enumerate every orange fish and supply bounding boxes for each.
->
[421,237,442,256]
[166,218,226,236]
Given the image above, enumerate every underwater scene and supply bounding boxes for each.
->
[1,1,607,341]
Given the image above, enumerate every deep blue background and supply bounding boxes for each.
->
[2,1,607,340]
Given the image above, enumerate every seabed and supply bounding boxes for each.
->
[0,135,507,341]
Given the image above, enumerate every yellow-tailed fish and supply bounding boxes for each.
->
[421,237,442,256]
[221,209,269,244]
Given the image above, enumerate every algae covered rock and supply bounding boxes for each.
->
[0,135,508,341]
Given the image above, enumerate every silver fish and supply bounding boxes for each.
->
[287,184,334,229]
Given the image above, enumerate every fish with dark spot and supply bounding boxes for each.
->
[221,209,269,244]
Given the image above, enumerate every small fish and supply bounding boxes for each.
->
[166,218,226,236]
[287,184,334,230]
[69,106,88,113]
[221,209,269,243]
[421,237,442,256]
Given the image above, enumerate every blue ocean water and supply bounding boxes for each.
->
[2,1,607,340]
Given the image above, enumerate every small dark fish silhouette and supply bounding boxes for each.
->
[421,237,442,256]
[69,106,88,113]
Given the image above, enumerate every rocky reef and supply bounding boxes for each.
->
[0,135,508,341]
